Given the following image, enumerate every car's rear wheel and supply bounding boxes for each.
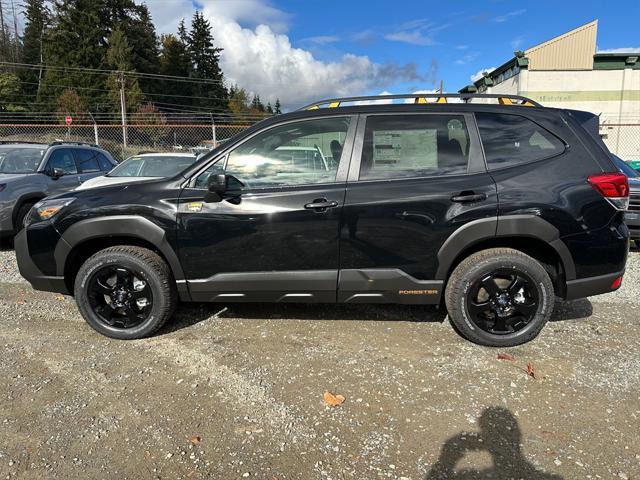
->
[445,248,554,347]
[74,246,177,339]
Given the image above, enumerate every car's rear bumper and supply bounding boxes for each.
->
[15,229,70,295]
[564,271,624,300]
[625,212,640,240]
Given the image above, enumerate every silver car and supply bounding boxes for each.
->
[0,141,116,238]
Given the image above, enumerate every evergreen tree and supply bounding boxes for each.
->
[266,102,274,114]
[274,98,282,114]
[187,11,227,111]
[41,0,110,111]
[158,33,192,107]
[56,88,85,120]
[20,0,49,102]
[105,28,142,113]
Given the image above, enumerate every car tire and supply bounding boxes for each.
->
[14,202,35,233]
[74,246,177,340]
[445,248,554,347]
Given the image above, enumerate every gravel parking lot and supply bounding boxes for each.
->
[0,242,639,479]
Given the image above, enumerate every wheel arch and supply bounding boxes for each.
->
[12,192,47,228]
[55,216,188,298]
[436,215,576,296]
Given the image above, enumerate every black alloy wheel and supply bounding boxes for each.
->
[466,268,539,335]
[87,266,153,329]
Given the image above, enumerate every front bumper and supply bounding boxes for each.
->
[15,229,70,295]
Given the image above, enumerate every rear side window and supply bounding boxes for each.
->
[74,149,101,173]
[360,114,470,180]
[97,152,114,171]
[476,112,565,169]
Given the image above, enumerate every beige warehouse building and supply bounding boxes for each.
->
[460,20,640,161]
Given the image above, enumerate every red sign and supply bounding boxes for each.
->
[65,116,72,126]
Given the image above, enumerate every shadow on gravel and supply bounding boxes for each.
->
[0,237,14,251]
[159,302,447,335]
[425,407,563,480]
[551,298,593,322]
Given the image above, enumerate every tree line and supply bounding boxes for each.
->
[0,0,282,119]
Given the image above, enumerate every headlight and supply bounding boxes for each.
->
[33,198,76,221]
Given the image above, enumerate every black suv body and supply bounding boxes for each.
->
[15,94,629,346]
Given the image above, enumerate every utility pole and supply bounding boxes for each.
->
[117,72,128,150]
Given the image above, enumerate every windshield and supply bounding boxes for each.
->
[612,155,639,178]
[108,155,197,178]
[0,146,45,174]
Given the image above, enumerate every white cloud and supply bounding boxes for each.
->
[470,67,495,82]
[147,1,433,110]
[384,19,448,46]
[492,9,526,23]
[510,35,525,51]
[597,47,640,54]
[300,35,341,45]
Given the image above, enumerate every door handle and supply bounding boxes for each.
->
[451,192,487,203]
[304,198,339,212]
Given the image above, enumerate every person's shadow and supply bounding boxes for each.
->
[425,407,563,480]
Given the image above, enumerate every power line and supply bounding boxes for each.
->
[1,61,229,86]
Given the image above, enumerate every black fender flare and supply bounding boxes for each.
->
[54,215,186,281]
[435,215,576,281]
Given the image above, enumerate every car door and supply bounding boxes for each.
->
[177,115,357,302]
[338,112,498,304]
[73,149,105,185]
[43,148,80,194]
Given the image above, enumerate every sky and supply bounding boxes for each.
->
[147,0,639,109]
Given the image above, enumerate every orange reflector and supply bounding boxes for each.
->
[611,276,623,290]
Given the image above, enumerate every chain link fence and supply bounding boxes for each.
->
[599,123,640,162]
[0,122,254,160]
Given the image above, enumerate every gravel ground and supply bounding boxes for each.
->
[0,243,639,479]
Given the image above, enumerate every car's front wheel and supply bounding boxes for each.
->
[445,248,554,347]
[74,246,177,339]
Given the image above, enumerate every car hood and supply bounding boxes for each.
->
[76,175,160,190]
[0,173,34,183]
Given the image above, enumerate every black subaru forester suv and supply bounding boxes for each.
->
[15,94,630,346]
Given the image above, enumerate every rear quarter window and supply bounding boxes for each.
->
[476,112,565,170]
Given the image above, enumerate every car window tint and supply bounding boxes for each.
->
[359,115,470,180]
[47,149,78,175]
[75,149,101,173]
[97,152,114,171]
[223,117,350,188]
[476,112,565,169]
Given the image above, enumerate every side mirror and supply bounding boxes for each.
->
[51,167,65,180]
[204,174,243,203]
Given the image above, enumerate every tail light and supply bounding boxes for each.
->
[588,173,629,210]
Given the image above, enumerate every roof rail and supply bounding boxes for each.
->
[49,140,100,148]
[0,140,47,145]
[299,93,540,110]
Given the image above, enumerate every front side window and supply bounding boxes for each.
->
[476,112,565,169]
[46,149,77,175]
[221,117,350,189]
[109,155,197,178]
[359,114,470,180]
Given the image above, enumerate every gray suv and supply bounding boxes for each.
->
[0,141,116,238]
